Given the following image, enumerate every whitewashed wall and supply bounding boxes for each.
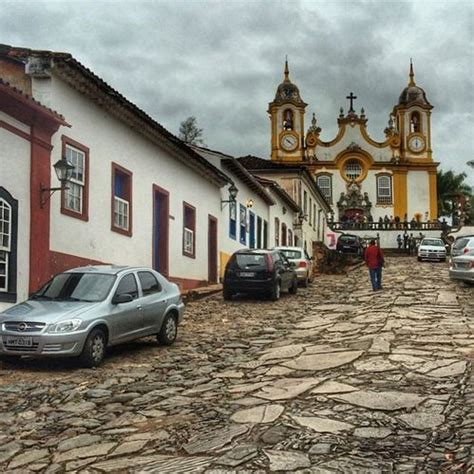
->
[0,115,31,310]
[315,125,392,162]
[43,75,222,282]
[407,171,430,221]
[219,174,270,260]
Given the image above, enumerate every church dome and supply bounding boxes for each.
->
[272,60,305,105]
[398,61,431,107]
[398,84,430,106]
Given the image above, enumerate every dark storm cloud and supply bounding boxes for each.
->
[0,0,472,183]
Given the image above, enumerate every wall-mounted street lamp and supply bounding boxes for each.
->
[221,183,239,210]
[246,199,254,208]
[293,212,307,229]
[40,157,75,208]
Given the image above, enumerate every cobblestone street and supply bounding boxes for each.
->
[0,257,473,473]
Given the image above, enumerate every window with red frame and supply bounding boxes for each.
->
[112,164,132,236]
[183,202,196,258]
[61,137,89,221]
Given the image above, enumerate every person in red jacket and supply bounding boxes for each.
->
[364,239,384,291]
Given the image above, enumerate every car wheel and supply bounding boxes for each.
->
[441,258,446,262]
[269,281,281,301]
[158,313,178,346]
[302,275,309,288]
[417,257,422,262]
[288,277,298,295]
[79,328,106,368]
[223,288,233,301]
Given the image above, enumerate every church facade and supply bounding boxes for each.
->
[268,61,438,225]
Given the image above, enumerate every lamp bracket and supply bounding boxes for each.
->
[40,183,68,209]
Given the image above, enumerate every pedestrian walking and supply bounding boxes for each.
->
[403,231,408,250]
[408,233,416,255]
[396,234,402,249]
[364,239,384,291]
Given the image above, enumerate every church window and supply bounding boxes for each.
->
[344,160,363,181]
[112,163,133,236]
[303,190,308,216]
[288,229,293,246]
[274,217,280,246]
[61,137,89,221]
[229,201,237,239]
[239,204,246,245]
[376,175,392,205]
[410,111,421,133]
[316,174,332,202]
[0,188,18,303]
[183,202,196,258]
[283,109,294,130]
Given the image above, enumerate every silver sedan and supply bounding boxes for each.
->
[0,265,185,367]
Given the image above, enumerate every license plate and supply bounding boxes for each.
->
[239,272,255,277]
[4,336,33,347]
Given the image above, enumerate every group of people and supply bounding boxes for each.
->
[339,213,444,231]
[396,231,425,255]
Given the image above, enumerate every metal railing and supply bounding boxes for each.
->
[328,221,448,231]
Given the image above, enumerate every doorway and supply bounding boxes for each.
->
[153,185,169,276]
[208,215,218,283]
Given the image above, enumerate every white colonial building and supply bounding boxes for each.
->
[238,156,332,253]
[192,146,300,277]
[0,44,231,309]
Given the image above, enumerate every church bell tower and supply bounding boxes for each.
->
[268,60,307,162]
[393,60,433,161]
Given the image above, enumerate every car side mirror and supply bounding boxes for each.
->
[112,293,133,305]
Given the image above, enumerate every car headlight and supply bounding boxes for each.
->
[47,319,83,334]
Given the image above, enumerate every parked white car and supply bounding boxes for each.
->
[274,246,313,287]
[449,251,474,284]
[417,238,447,262]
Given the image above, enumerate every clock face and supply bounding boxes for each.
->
[280,134,298,151]
[408,135,425,153]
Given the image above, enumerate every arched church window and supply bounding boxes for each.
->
[410,111,421,133]
[376,175,392,205]
[316,174,332,202]
[344,160,363,181]
[283,109,294,130]
[274,217,280,246]
[0,188,18,302]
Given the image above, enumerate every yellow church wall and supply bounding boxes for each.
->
[393,170,408,219]
[429,171,438,219]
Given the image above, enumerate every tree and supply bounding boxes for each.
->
[178,116,205,146]
[437,169,472,218]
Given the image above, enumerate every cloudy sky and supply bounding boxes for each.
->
[1,0,473,185]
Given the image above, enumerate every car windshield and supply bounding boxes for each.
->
[234,254,267,269]
[32,273,116,302]
[280,250,302,259]
[422,239,444,247]
[340,236,357,241]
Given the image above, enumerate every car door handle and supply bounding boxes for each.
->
[137,305,143,311]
